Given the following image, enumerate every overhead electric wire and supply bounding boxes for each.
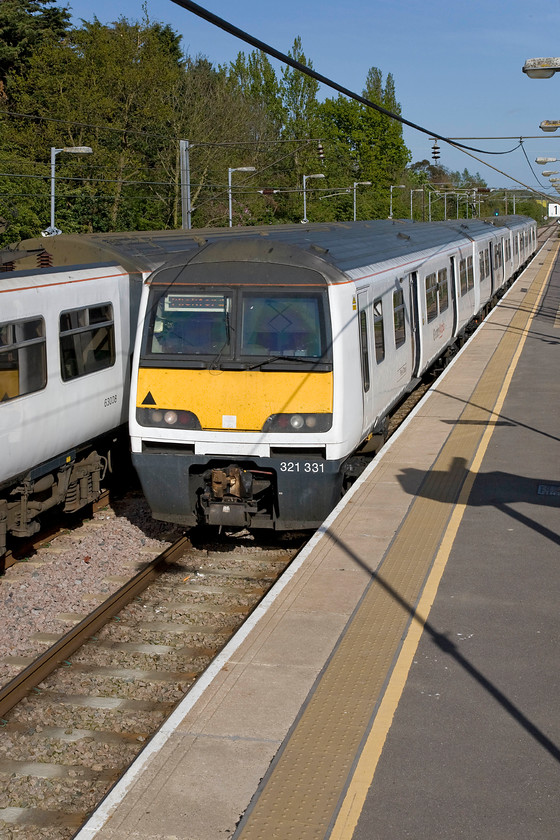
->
[0,109,320,147]
[441,141,554,203]
[519,143,549,190]
[170,0,520,157]
[169,0,560,199]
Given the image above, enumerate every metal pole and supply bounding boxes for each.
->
[50,147,58,231]
[180,140,191,230]
[303,175,308,223]
[228,169,233,227]
[353,183,357,221]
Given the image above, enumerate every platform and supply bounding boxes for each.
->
[77,233,559,840]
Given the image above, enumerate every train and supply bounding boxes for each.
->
[0,262,140,560]
[127,215,537,532]
[0,216,537,556]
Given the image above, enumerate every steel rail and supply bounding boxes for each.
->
[0,535,191,718]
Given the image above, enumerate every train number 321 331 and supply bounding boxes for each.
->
[280,461,324,473]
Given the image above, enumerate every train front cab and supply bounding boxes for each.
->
[129,245,353,531]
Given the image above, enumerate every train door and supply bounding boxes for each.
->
[488,241,496,295]
[409,271,422,377]
[357,290,374,436]
[449,255,459,337]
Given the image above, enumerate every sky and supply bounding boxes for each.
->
[64,0,560,195]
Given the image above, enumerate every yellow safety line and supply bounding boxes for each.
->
[330,247,556,840]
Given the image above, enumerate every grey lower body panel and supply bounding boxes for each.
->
[132,450,345,530]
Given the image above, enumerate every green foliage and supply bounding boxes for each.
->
[0,0,70,86]
[6,7,538,245]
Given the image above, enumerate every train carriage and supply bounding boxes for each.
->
[128,216,537,532]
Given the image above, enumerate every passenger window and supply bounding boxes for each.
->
[425,273,438,323]
[60,303,115,381]
[479,251,485,280]
[438,269,449,312]
[459,259,468,296]
[373,298,385,363]
[467,256,474,291]
[393,289,406,348]
[0,317,46,401]
[484,250,490,277]
[359,309,370,392]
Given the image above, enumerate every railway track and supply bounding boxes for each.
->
[0,529,301,839]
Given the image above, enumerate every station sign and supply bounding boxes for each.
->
[547,203,560,217]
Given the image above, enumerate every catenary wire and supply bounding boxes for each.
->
[170,0,522,157]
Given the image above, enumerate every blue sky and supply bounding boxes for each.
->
[64,0,560,193]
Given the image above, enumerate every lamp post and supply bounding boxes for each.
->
[42,145,92,237]
[302,173,325,223]
[389,184,405,219]
[228,166,256,227]
[353,181,371,221]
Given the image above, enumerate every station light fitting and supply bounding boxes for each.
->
[540,121,560,132]
[523,57,560,78]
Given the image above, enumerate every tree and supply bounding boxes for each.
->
[1,14,187,235]
[229,50,284,132]
[315,67,411,220]
[0,0,70,88]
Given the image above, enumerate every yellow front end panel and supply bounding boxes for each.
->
[137,368,333,431]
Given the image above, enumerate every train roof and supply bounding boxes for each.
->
[10,216,534,277]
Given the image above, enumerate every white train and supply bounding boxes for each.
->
[1,216,537,557]
[0,261,142,558]
[128,216,537,531]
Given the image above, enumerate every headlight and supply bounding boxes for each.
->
[261,413,332,433]
[136,407,201,429]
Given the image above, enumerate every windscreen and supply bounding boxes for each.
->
[240,293,325,357]
[148,292,232,356]
[143,287,330,365]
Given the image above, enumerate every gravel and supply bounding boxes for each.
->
[0,493,184,684]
